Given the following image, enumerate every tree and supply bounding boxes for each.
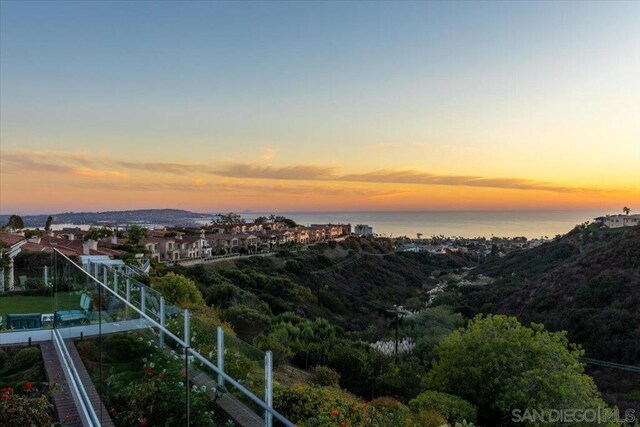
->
[5,215,24,230]
[24,229,42,239]
[84,226,113,241]
[126,225,147,245]
[211,213,244,226]
[425,314,608,426]
[152,272,203,308]
[623,206,631,215]
[44,216,53,231]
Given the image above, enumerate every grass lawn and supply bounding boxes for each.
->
[0,292,80,315]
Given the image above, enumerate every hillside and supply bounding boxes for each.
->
[0,209,209,228]
[168,237,472,337]
[462,226,640,364]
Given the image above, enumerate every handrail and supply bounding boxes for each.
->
[53,249,295,426]
[188,348,295,427]
[580,357,640,373]
[53,329,101,426]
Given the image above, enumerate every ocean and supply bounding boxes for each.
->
[228,210,608,239]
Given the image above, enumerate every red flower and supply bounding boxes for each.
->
[1,387,12,394]
[331,409,339,417]
[146,367,154,375]
[23,382,33,391]
[340,421,347,427]
[138,417,149,427]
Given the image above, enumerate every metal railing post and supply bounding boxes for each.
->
[184,309,190,346]
[44,265,48,285]
[265,351,273,427]
[113,270,118,292]
[140,286,146,315]
[102,266,108,286]
[159,296,165,348]
[125,278,131,319]
[217,326,224,386]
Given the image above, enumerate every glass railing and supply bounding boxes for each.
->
[0,266,54,333]
[1,251,292,426]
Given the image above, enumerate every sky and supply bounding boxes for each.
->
[1,1,639,214]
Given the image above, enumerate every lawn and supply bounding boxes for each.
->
[0,292,80,316]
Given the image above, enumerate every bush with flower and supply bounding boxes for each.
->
[77,333,225,426]
[0,383,56,427]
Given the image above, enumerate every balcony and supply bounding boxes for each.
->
[0,250,293,427]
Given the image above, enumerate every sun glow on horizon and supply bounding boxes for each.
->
[1,2,639,214]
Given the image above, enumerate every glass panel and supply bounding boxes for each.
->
[0,250,295,426]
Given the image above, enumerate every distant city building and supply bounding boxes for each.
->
[354,224,374,236]
[594,214,640,229]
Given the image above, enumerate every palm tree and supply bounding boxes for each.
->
[623,206,631,215]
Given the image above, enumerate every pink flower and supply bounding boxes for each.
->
[146,367,154,376]
[138,417,149,427]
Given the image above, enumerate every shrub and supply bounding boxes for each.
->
[0,386,55,427]
[152,272,204,308]
[24,277,46,290]
[409,390,477,424]
[412,409,448,427]
[11,347,42,372]
[309,366,341,387]
[273,384,359,422]
[222,305,271,342]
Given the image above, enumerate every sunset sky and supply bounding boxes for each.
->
[1,1,639,214]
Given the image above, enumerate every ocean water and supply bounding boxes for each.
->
[236,210,608,239]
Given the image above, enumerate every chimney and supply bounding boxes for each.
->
[111,235,118,244]
[200,229,205,239]
[83,241,91,255]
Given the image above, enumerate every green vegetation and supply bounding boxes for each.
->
[409,391,477,425]
[462,227,640,364]
[94,228,637,426]
[0,292,78,316]
[426,315,607,426]
[84,226,113,241]
[0,347,56,427]
[4,214,24,230]
[0,347,46,389]
[77,333,228,427]
[152,272,204,308]
[126,225,148,245]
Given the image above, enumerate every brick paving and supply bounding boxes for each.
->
[65,339,116,427]
[39,341,83,427]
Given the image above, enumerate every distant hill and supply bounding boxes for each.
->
[461,225,640,364]
[0,209,210,228]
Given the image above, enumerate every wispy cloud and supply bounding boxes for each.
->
[1,149,603,194]
[212,163,339,180]
[338,169,588,193]
[112,160,208,175]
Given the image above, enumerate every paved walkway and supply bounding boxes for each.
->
[40,341,83,427]
[65,339,116,427]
